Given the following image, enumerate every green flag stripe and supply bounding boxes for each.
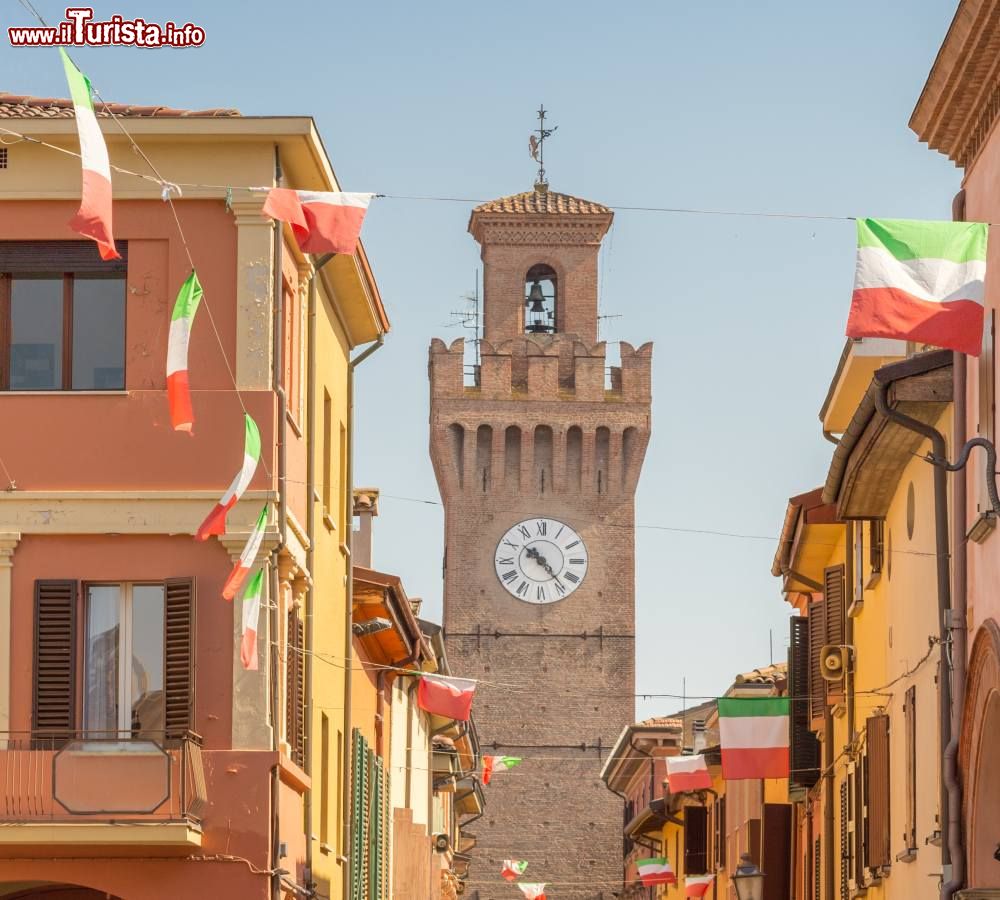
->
[717,697,790,718]
[857,218,988,264]
[245,414,262,460]
[245,569,265,598]
[171,271,203,321]
[59,49,95,113]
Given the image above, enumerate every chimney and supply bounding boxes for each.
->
[352,488,380,568]
[409,597,423,618]
[692,719,707,754]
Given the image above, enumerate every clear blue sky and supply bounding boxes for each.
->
[5,0,962,717]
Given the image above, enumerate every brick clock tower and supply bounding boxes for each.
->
[429,184,652,898]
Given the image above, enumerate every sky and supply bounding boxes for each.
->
[4,0,964,718]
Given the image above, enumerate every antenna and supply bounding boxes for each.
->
[529,105,558,189]
[596,313,623,342]
[447,271,481,381]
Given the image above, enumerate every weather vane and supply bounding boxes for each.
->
[528,104,557,189]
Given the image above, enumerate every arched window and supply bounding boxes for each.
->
[524,264,557,334]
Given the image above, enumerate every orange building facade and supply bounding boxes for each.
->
[0,93,387,899]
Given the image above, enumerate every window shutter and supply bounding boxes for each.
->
[813,837,821,900]
[350,729,366,900]
[839,781,850,900]
[164,577,195,740]
[823,565,846,700]
[719,795,726,868]
[789,616,821,788]
[748,817,762,867]
[287,611,305,767]
[32,579,77,745]
[684,806,708,875]
[762,803,792,900]
[0,240,128,274]
[903,687,916,851]
[807,598,826,721]
[866,714,891,869]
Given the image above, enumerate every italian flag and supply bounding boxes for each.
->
[666,754,712,793]
[501,860,528,882]
[223,505,268,600]
[483,755,522,785]
[846,217,989,356]
[685,875,715,898]
[516,883,546,900]
[196,414,261,540]
[59,50,119,261]
[240,569,264,671]
[636,858,676,886]
[263,189,374,256]
[416,673,476,721]
[166,271,203,433]
[718,697,790,780]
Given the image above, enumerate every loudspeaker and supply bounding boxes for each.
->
[820,645,852,681]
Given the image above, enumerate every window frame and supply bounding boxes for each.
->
[83,581,166,738]
[0,268,127,392]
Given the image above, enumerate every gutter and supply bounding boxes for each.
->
[341,331,385,900]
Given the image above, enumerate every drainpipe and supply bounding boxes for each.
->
[375,648,420,757]
[823,708,834,900]
[270,146,285,900]
[844,521,856,745]
[342,332,385,900]
[303,252,335,896]
[873,380,954,890]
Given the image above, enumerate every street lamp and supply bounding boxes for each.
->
[732,853,764,900]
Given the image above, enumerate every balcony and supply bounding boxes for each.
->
[0,731,207,852]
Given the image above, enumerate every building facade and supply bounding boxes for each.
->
[0,93,387,899]
[428,184,652,897]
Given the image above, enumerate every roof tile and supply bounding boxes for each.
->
[0,91,239,119]
[473,188,611,215]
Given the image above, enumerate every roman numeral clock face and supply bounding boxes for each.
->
[494,517,588,603]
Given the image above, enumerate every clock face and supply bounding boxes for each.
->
[494,517,588,603]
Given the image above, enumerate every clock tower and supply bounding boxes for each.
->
[429,184,652,897]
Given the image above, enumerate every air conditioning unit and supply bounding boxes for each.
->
[433,833,451,853]
[820,645,853,682]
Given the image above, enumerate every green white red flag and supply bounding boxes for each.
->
[263,189,374,255]
[417,674,476,721]
[196,414,261,540]
[516,883,546,900]
[718,697,790,780]
[223,505,268,600]
[846,217,989,356]
[166,271,203,432]
[666,754,712,792]
[636,858,676,886]
[59,50,118,260]
[483,755,522,784]
[501,860,528,882]
[685,875,715,898]
[240,570,264,671]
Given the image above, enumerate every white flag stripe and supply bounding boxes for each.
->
[854,246,986,304]
[297,191,374,209]
[718,714,789,749]
[242,592,261,633]
[221,452,259,506]
[72,103,112,181]
[166,316,193,376]
[237,519,267,569]
[667,755,708,774]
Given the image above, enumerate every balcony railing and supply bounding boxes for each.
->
[0,731,207,825]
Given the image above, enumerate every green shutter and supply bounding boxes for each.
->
[350,729,368,900]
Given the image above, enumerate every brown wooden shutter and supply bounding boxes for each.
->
[287,610,305,767]
[839,780,850,900]
[807,598,826,721]
[852,757,866,887]
[719,794,726,868]
[903,687,916,851]
[164,577,195,740]
[748,817,762,867]
[823,565,846,701]
[32,580,77,745]
[684,805,708,875]
[867,714,891,869]
[790,616,821,788]
[762,803,792,900]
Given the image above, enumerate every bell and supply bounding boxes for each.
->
[526,281,546,310]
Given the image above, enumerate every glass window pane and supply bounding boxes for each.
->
[130,585,165,738]
[72,276,125,390]
[85,585,120,735]
[10,277,62,390]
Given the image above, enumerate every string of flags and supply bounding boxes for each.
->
[417,673,477,721]
[516,883,547,900]
[501,860,529,882]
[482,754,522,784]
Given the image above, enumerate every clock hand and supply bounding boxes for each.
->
[525,546,555,577]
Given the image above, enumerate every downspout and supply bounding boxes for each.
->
[823,708,834,900]
[376,647,420,757]
[844,521,856,745]
[270,145,284,900]
[873,380,954,890]
[304,252,335,896]
[342,332,385,900]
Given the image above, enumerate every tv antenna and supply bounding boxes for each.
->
[448,270,481,371]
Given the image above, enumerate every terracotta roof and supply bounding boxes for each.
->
[634,716,682,729]
[734,663,787,685]
[473,188,611,215]
[0,91,240,119]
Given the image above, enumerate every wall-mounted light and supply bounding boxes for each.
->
[353,618,392,636]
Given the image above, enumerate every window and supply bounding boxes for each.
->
[321,713,330,848]
[281,277,302,421]
[684,806,708,875]
[869,520,884,579]
[0,241,126,391]
[524,263,557,334]
[84,583,165,737]
[339,422,348,538]
[323,390,333,520]
[903,687,917,854]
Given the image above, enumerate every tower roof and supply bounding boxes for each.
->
[472,189,611,216]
